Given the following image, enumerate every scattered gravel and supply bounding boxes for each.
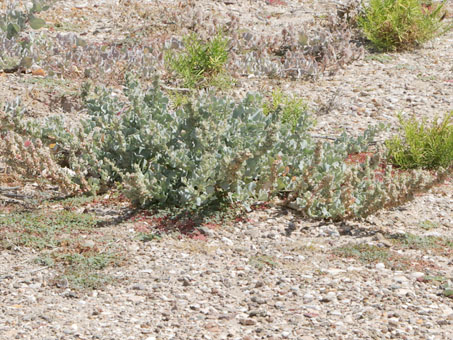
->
[1,0,453,339]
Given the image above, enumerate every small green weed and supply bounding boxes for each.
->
[0,210,99,250]
[334,243,391,263]
[443,288,453,298]
[262,89,310,131]
[165,31,230,88]
[0,210,121,290]
[249,254,278,270]
[365,53,393,63]
[58,271,114,290]
[136,232,162,242]
[386,112,453,169]
[391,233,437,249]
[0,0,49,39]
[421,274,448,283]
[333,242,415,270]
[391,233,453,253]
[418,219,439,230]
[358,0,451,51]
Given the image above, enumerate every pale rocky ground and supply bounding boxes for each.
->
[1,0,453,339]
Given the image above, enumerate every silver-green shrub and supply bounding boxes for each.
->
[2,77,447,219]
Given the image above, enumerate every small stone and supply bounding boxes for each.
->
[81,240,96,248]
[274,301,284,309]
[393,275,409,283]
[221,237,234,246]
[320,292,336,302]
[132,284,146,290]
[388,318,399,327]
[197,226,214,237]
[303,294,314,303]
[251,296,266,305]
[326,269,346,275]
[239,318,256,326]
[410,272,425,279]
[255,281,264,288]
[376,263,386,270]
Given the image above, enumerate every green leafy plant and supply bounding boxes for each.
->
[165,31,230,88]
[386,112,453,169]
[358,0,451,51]
[262,89,311,131]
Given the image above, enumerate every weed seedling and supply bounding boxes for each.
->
[165,31,230,88]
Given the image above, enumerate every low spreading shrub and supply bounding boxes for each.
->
[358,0,451,51]
[1,77,448,220]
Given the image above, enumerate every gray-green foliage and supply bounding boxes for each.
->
[2,77,445,220]
[0,0,48,40]
[81,76,313,210]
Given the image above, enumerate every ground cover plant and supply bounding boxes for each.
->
[0,0,452,325]
[0,2,451,227]
[358,0,451,51]
[0,209,122,289]
[2,74,451,221]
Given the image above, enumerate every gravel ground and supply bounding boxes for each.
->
[1,0,453,339]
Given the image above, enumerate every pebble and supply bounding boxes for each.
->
[376,263,386,270]
[239,319,256,326]
[1,3,452,340]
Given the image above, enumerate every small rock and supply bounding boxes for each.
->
[239,318,256,326]
[303,294,314,303]
[388,318,399,327]
[132,284,146,290]
[376,263,386,270]
[81,240,96,248]
[410,272,425,279]
[274,301,284,309]
[197,226,214,237]
[248,309,266,317]
[255,281,264,288]
[393,275,409,283]
[251,296,266,305]
[221,237,234,246]
[320,292,336,303]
